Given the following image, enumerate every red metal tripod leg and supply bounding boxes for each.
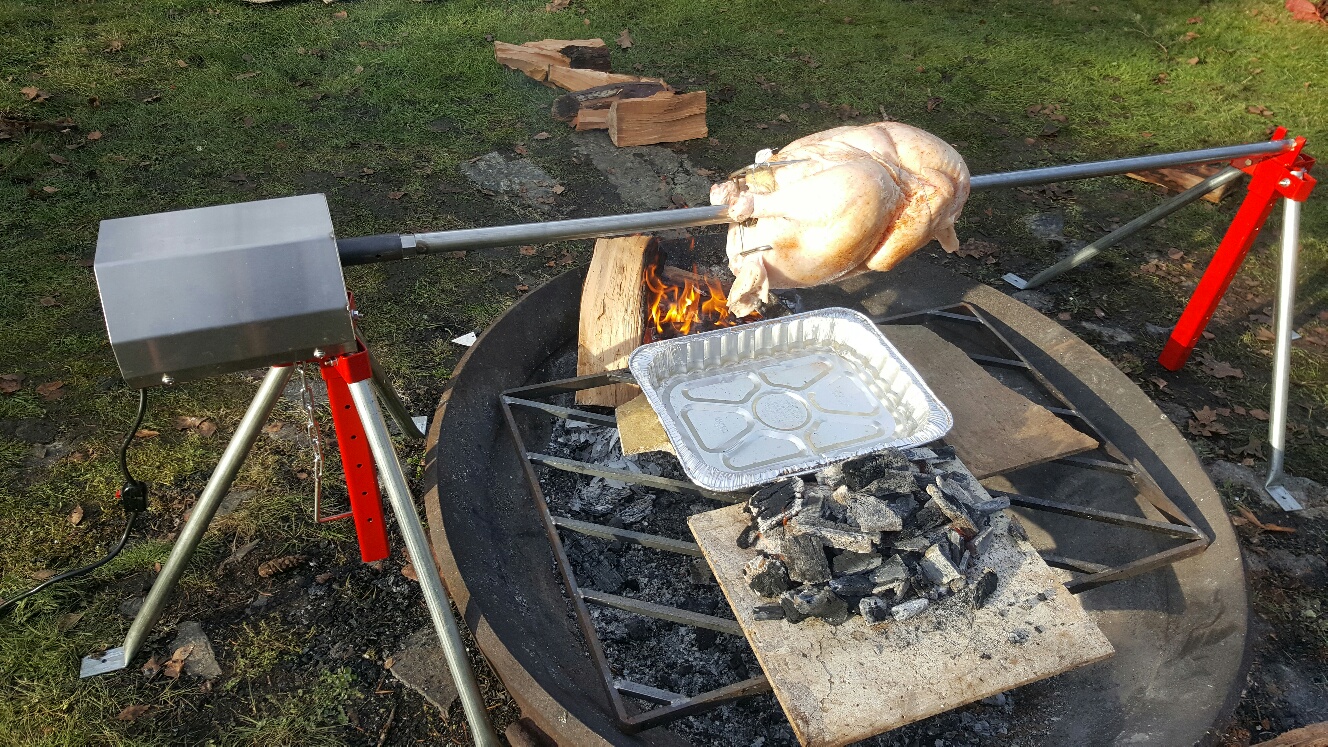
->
[1159,130,1315,371]
[320,350,390,562]
[1157,166,1282,370]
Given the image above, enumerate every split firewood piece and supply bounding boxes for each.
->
[572,108,611,131]
[546,66,657,92]
[617,393,675,456]
[521,38,612,71]
[1126,162,1242,204]
[494,39,611,83]
[607,91,707,147]
[551,81,674,123]
[576,236,651,408]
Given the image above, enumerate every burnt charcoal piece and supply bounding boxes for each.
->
[860,596,892,624]
[781,533,833,583]
[785,585,850,625]
[779,589,809,624]
[920,543,965,591]
[832,550,882,576]
[815,463,847,489]
[749,477,804,531]
[973,568,999,609]
[887,492,918,521]
[814,484,847,522]
[970,494,1012,515]
[695,628,718,650]
[891,597,930,621]
[841,450,912,490]
[916,484,977,534]
[929,445,957,461]
[901,446,937,462]
[829,573,874,598]
[754,524,786,555]
[971,526,996,557]
[888,535,931,554]
[847,492,904,532]
[869,554,910,598]
[736,523,759,549]
[745,555,792,597]
[789,521,878,553]
[860,469,919,497]
[753,603,786,621]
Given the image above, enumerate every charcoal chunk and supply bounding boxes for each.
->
[752,603,786,621]
[784,585,850,625]
[891,597,930,621]
[754,524,786,555]
[842,450,912,490]
[860,596,893,624]
[829,573,875,598]
[888,535,931,554]
[915,484,977,534]
[869,554,910,598]
[789,522,878,554]
[971,526,997,557]
[779,590,809,623]
[780,533,832,583]
[745,555,791,598]
[901,447,937,462]
[920,544,965,591]
[847,492,904,532]
[749,477,804,531]
[832,550,882,576]
[815,463,847,489]
[861,469,919,497]
[973,568,999,609]
[736,524,759,549]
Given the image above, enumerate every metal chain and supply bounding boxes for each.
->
[297,365,328,520]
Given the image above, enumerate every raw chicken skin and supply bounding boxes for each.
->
[713,122,970,315]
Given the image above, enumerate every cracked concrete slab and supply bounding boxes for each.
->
[389,626,459,713]
[573,132,713,211]
[459,152,562,211]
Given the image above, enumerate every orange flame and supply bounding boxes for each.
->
[643,260,756,341]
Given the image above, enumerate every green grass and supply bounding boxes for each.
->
[2,0,1326,742]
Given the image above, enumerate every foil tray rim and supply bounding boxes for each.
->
[627,307,953,492]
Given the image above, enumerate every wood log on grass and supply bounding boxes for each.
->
[551,81,674,123]
[493,38,611,83]
[607,91,707,147]
[546,66,658,93]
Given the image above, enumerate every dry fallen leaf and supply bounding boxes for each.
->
[1249,409,1269,421]
[1149,377,1169,390]
[519,246,537,256]
[197,421,216,437]
[105,39,125,52]
[552,184,565,194]
[401,563,418,581]
[516,284,530,293]
[1285,0,1327,24]
[117,704,150,721]
[262,422,284,434]
[1057,312,1072,321]
[616,28,634,49]
[1200,352,1244,379]
[532,131,551,140]
[1187,406,1229,437]
[42,186,59,194]
[87,130,102,141]
[135,429,160,438]
[387,191,405,200]
[234,71,261,80]
[1236,436,1264,458]
[36,380,66,400]
[926,96,942,112]
[58,611,84,631]
[544,0,570,10]
[514,144,528,155]
[1187,57,1200,65]
[162,645,193,679]
[21,86,51,102]
[0,373,23,394]
[141,655,162,679]
[49,154,70,165]
[384,656,395,669]
[69,504,84,525]
[332,9,347,18]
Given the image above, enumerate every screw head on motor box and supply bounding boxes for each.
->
[94,194,356,388]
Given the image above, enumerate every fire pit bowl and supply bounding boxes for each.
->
[422,255,1247,746]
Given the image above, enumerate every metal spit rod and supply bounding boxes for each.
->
[336,139,1296,265]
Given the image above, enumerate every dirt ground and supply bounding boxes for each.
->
[2,1,1326,745]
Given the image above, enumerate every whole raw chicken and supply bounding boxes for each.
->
[712,122,970,316]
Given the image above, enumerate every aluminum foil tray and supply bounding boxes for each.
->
[628,307,952,492]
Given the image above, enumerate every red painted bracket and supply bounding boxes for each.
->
[319,346,391,563]
[1158,128,1317,371]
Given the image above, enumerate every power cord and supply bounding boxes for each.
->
[0,388,149,616]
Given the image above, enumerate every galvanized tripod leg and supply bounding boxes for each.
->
[1005,166,1246,290]
[81,365,293,677]
[1264,192,1304,511]
[346,379,500,746]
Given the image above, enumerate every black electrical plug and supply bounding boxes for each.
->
[118,480,149,513]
